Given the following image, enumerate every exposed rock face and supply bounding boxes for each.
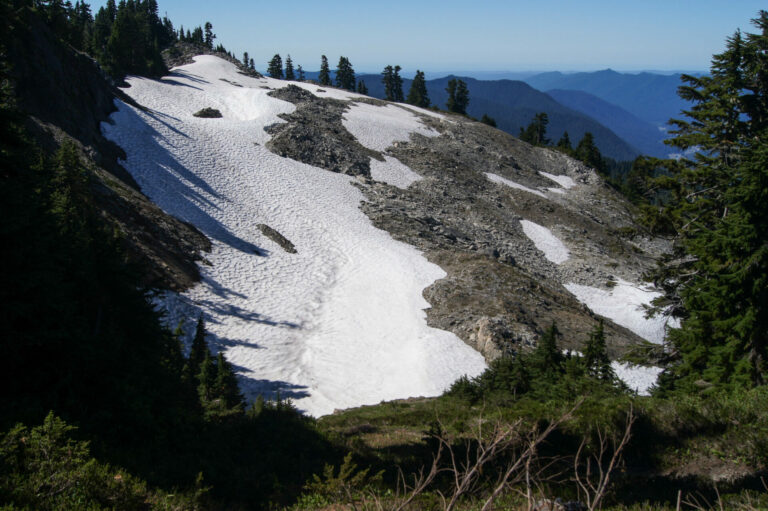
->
[265,85,381,176]
[8,14,210,291]
[258,224,297,254]
[193,107,223,118]
[267,88,670,361]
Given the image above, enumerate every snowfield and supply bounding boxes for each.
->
[519,220,570,264]
[485,172,547,198]
[611,362,663,396]
[539,171,576,189]
[370,156,423,189]
[564,280,677,344]
[342,102,439,152]
[102,56,486,416]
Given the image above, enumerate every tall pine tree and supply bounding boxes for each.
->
[318,55,331,86]
[406,70,429,108]
[284,54,295,80]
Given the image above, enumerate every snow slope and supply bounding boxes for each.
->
[343,102,439,152]
[102,56,485,416]
[485,172,547,198]
[564,280,675,344]
[519,220,570,264]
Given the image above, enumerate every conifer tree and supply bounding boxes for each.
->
[557,131,572,151]
[335,56,355,90]
[297,64,305,81]
[583,320,614,381]
[197,350,217,406]
[243,51,249,68]
[215,352,245,410]
[575,132,603,171]
[519,112,549,146]
[406,70,429,108]
[203,21,214,49]
[186,315,208,380]
[318,55,331,85]
[382,65,395,100]
[392,65,404,102]
[249,58,255,71]
[446,78,469,114]
[531,322,563,378]
[356,79,367,95]
[480,114,496,127]
[284,54,295,80]
[267,54,283,79]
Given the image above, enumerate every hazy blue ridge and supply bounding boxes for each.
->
[523,69,690,126]
[546,89,669,158]
[355,73,640,161]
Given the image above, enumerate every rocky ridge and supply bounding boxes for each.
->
[265,87,670,360]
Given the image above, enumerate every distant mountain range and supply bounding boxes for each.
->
[356,73,640,161]
[302,68,693,161]
[545,89,669,158]
[522,69,689,126]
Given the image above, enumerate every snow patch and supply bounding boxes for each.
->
[519,220,569,264]
[485,172,547,198]
[343,102,439,152]
[611,362,662,396]
[564,280,674,344]
[370,156,422,189]
[539,171,576,189]
[103,55,486,417]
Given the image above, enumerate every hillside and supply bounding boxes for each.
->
[546,88,669,157]
[99,56,676,416]
[524,69,690,126]
[356,73,641,161]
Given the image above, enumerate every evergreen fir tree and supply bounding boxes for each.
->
[382,65,395,100]
[197,350,217,406]
[203,21,214,49]
[243,51,249,68]
[249,58,255,71]
[446,78,469,114]
[334,56,355,90]
[186,314,208,380]
[557,131,572,151]
[531,322,564,378]
[267,54,283,79]
[583,320,614,381]
[318,55,331,85]
[356,79,367,95]
[284,55,295,80]
[575,132,603,171]
[215,352,245,410]
[480,114,496,127]
[297,64,305,81]
[406,70,429,108]
[519,112,549,146]
[392,65,404,102]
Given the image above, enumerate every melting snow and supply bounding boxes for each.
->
[539,171,576,189]
[564,280,676,344]
[370,156,422,189]
[485,172,547,198]
[519,220,570,264]
[343,102,439,152]
[102,55,485,416]
[611,362,663,396]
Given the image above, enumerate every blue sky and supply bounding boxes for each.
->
[98,0,765,75]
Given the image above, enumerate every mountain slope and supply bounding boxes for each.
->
[102,56,674,414]
[524,69,689,125]
[357,74,640,161]
[546,89,669,157]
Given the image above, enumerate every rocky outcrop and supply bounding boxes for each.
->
[265,85,382,176]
